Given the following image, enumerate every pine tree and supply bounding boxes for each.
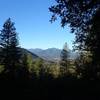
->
[60,42,69,75]
[0,18,21,77]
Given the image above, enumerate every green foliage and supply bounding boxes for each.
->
[59,44,77,78]
[75,51,93,79]
[45,63,60,78]
[26,53,34,71]
[0,18,21,75]
[29,58,44,78]
[49,0,100,79]
[60,43,69,75]
[49,0,99,50]
[0,65,4,73]
[86,10,100,67]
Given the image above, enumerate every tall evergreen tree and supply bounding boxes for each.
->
[0,18,21,77]
[60,42,69,75]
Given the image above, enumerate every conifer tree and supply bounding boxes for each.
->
[0,18,21,76]
[60,42,69,75]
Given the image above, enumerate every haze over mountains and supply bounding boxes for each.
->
[28,48,79,61]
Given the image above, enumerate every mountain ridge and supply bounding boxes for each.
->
[28,48,79,61]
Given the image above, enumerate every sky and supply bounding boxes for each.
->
[0,0,75,50]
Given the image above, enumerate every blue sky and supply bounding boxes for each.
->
[0,0,75,49]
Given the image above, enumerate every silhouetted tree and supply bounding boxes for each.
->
[85,10,100,78]
[0,18,21,79]
[75,51,93,79]
[49,0,100,79]
[49,0,99,49]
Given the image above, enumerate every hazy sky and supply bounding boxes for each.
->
[0,0,75,49]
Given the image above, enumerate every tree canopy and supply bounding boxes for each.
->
[49,0,100,79]
[49,0,100,50]
[0,18,21,78]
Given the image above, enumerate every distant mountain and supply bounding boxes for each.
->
[28,48,61,61]
[21,48,41,60]
[28,48,79,61]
